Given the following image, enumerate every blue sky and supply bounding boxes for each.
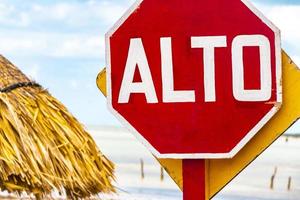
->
[0,0,299,133]
[259,0,300,4]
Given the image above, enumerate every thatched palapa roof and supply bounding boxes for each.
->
[0,55,115,199]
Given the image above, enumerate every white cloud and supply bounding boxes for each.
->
[92,1,129,25]
[52,36,105,58]
[255,4,300,46]
[0,1,130,59]
[28,1,129,27]
[0,3,14,16]
[0,3,30,27]
[19,12,30,27]
[0,34,46,53]
[252,3,300,69]
[0,31,105,59]
[1,0,128,31]
[267,6,300,44]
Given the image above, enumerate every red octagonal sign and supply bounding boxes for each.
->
[106,0,281,158]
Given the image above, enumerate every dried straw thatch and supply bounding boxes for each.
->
[0,55,115,199]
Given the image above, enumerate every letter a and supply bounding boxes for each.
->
[118,38,158,103]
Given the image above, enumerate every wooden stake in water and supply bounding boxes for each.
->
[287,176,292,191]
[270,166,277,190]
[270,174,275,190]
[140,159,145,180]
[160,166,164,181]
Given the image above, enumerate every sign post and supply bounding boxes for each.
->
[183,159,206,200]
[104,0,282,199]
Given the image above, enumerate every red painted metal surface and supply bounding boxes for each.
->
[183,159,206,200]
[107,0,281,157]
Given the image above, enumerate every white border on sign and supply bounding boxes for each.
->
[105,0,282,159]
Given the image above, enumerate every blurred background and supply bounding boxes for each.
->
[0,0,299,199]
